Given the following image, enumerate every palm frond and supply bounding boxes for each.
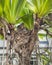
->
[1,0,26,24]
[22,13,34,30]
[27,0,52,18]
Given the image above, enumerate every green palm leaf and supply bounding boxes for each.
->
[22,13,34,30]
[0,0,5,16]
[27,0,52,18]
[1,0,26,24]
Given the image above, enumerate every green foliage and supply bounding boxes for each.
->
[0,5,2,16]
[41,55,50,61]
[41,55,50,65]
[48,28,52,33]
[38,33,46,39]
[22,13,34,30]
[40,49,51,65]
[0,0,26,24]
[27,0,52,18]
[38,30,46,39]
[0,0,52,32]
[47,27,52,38]
[0,34,4,40]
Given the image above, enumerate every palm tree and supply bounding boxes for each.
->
[0,0,52,65]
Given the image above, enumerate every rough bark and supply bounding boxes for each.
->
[0,17,10,65]
[0,17,40,65]
[0,14,52,65]
[12,23,39,65]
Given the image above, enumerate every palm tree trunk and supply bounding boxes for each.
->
[19,56,30,65]
[13,23,39,65]
[0,17,40,65]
